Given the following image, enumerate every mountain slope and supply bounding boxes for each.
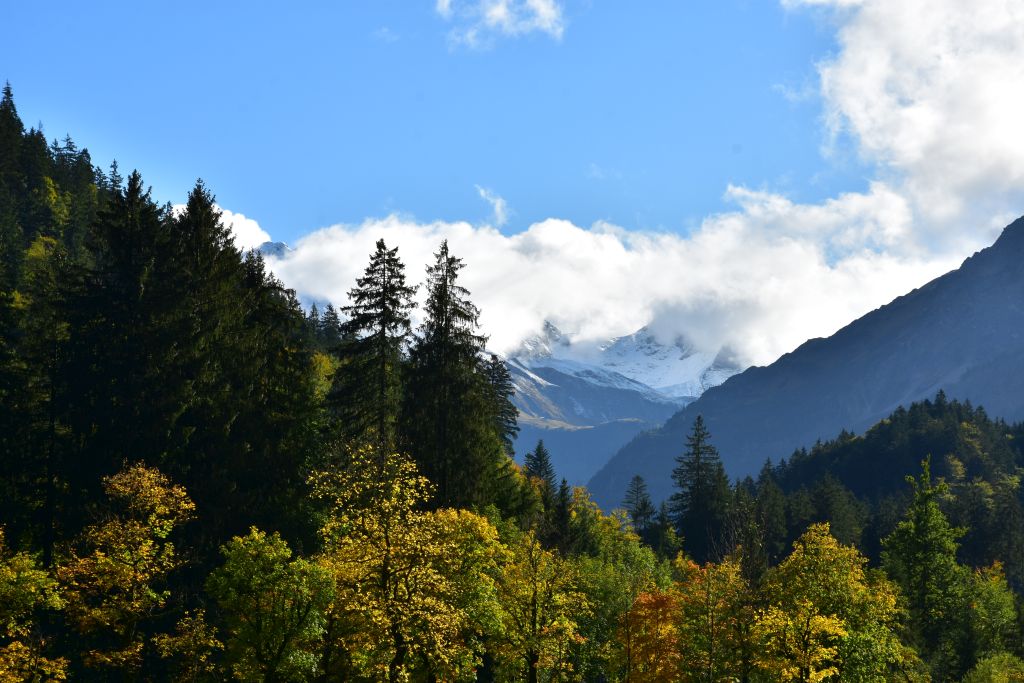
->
[508,359,684,485]
[506,321,742,485]
[588,216,1024,509]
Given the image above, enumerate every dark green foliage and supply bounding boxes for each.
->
[669,415,732,562]
[881,458,1020,679]
[767,393,1024,588]
[882,458,968,676]
[332,238,415,452]
[0,93,326,568]
[775,394,1019,502]
[622,474,655,538]
[524,439,557,495]
[400,240,508,509]
[483,353,519,456]
[318,303,343,347]
[754,465,789,565]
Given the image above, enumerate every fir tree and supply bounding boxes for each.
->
[61,171,181,498]
[622,475,656,537]
[669,415,732,563]
[319,303,342,347]
[484,354,519,456]
[882,458,970,679]
[307,302,321,338]
[524,440,556,494]
[0,83,25,289]
[550,478,572,554]
[333,238,415,452]
[401,240,504,508]
[0,82,24,192]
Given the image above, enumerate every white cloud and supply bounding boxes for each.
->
[219,207,271,251]
[475,185,509,226]
[437,0,564,47]
[260,0,1023,371]
[795,0,1024,247]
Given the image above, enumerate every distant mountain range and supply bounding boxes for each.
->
[507,322,741,484]
[588,216,1024,511]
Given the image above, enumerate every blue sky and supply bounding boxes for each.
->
[2,1,864,242]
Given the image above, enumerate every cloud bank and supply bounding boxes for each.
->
[262,204,959,366]
[241,0,1023,367]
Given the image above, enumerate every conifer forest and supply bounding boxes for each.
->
[3,77,1024,683]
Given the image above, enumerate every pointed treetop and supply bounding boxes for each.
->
[1,81,14,109]
[524,440,557,492]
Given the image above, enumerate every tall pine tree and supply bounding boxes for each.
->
[882,458,970,679]
[524,440,556,494]
[401,240,504,508]
[669,415,732,563]
[622,474,656,537]
[484,353,519,456]
[333,238,415,452]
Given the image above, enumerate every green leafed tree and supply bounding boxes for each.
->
[524,440,557,496]
[207,528,333,683]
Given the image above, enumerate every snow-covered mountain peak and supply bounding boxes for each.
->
[257,241,293,259]
[510,321,744,399]
[514,320,572,361]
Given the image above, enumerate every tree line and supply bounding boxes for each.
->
[2,81,1024,680]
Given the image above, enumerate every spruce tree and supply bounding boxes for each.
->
[401,240,503,508]
[550,478,572,554]
[622,474,656,536]
[0,82,24,193]
[62,171,180,487]
[306,302,321,339]
[333,238,415,452]
[882,458,970,679]
[484,354,519,456]
[319,303,342,347]
[669,415,732,562]
[524,440,556,494]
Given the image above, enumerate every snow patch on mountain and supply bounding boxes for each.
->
[511,322,743,399]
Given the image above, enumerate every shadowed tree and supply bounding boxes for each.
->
[333,238,416,453]
[623,475,656,540]
[401,240,506,508]
[670,416,731,563]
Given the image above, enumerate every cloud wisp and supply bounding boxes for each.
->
[436,0,565,47]
[475,185,509,227]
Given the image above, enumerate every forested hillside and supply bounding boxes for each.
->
[3,82,1024,681]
